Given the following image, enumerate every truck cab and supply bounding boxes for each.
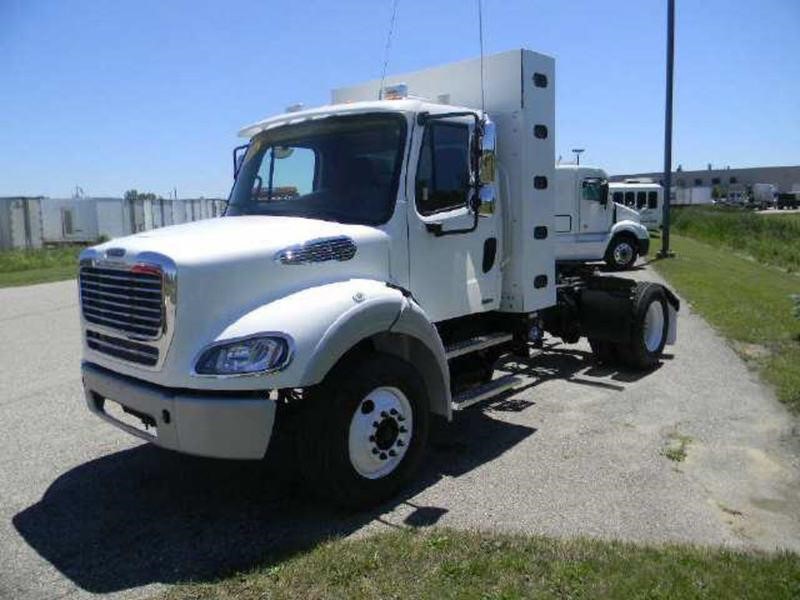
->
[79,50,678,508]
[555,165,650,270]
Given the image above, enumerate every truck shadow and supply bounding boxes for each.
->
[12,408,533,594]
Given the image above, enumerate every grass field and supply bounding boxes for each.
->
[652,234,800,413]
[160,528,800,600]
[671,207,800,273]
[0,246,82,288]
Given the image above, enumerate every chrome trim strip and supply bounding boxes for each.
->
[273,236,357,265]
[190,331,295,379]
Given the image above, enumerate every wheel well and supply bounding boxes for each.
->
[318,332,450,420]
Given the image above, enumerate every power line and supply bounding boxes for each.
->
[378,0,400,100]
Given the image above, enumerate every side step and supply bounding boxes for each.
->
[451,374,524,411]
[445,332,513,360]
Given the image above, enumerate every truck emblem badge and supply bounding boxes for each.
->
[106,248,126,258]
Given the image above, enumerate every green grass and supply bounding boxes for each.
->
[0,245,83,287]
[160,528,800,600]
[670,207,800,273]
[652,235,800,412]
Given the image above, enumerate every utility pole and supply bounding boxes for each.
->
[571,148,584,165]
[659,0,675,258]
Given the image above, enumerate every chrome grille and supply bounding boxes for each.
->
[80,266,164,339]
[86,330,159,366]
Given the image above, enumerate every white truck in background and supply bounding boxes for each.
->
[555,165,650,270]
[78,50,679,508]
[751,183,777,210]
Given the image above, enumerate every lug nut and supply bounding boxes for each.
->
[379,452,387,460]
[369,435,375,442]
[396,439,405,447]
[399,426,407,433]
[372,448,379,455]
[381,411,388,418]
[390,408,397,415]
[398,415,406,422]
[373,421,379,428]
[389,450,397,457]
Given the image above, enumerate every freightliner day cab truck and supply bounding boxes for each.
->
[554,165,650,270]
[79,50,679,508]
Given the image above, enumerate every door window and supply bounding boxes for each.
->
[612,191,623,204]
[647,191,659,209]
[581,179,603,202]
[415,122,470,215]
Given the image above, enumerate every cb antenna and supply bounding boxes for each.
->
[378,0,400,99]
[477,0,485,114]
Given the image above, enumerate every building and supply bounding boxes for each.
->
[610,165,800,195]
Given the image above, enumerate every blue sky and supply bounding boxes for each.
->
[1,0,798,198]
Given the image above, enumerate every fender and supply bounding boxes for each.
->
[195,279,451,411]
[194,279,404,390]
[610,219,649,242]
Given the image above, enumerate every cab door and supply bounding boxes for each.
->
[407,118,500,322]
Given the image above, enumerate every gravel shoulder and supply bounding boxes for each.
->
[1,271,799,599]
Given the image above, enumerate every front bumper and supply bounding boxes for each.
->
[637,237,650,256]
[82,362,275,459]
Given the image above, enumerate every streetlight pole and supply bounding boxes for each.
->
[572,148,584,166]
[659,0,675,258]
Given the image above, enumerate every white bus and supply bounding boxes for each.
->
[609,181,663,229]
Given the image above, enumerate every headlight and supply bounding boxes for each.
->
[195,335,291,375]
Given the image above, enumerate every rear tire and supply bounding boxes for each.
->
[298,353,430,509]
[616,282,669,370]
[605,236,639,271]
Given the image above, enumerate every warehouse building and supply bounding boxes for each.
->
[610,165,800,194]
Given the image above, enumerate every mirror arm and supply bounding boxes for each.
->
[232,144,249,179]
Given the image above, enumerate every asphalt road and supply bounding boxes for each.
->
[2,271,799,599]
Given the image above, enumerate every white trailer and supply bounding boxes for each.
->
[78,50,679,508]
[555,166,649,270]
[0,197,43,250]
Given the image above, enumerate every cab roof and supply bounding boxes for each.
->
[238,99,482,138]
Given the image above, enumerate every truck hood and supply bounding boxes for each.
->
[87,214,392,342]
[614,203,641,223]
[100,215,389,268]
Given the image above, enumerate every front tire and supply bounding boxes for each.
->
[605,236,639,271]
[298,353,430,509]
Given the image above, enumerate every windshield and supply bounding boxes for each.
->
[227,113,406,225]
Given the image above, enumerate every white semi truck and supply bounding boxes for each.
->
[79,50,679,508]
[554,165,650,270]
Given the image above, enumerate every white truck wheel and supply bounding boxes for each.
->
[298,353,430,508]
[606,236,638,271]
[617,282,669,370]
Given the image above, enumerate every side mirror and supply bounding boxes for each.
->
[479,120,497,185]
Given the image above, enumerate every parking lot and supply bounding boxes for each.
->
[2,269,799,600]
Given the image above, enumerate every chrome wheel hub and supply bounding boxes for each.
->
[643,301,665,352]
[348,386,413,480]
[613,242,634,266]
